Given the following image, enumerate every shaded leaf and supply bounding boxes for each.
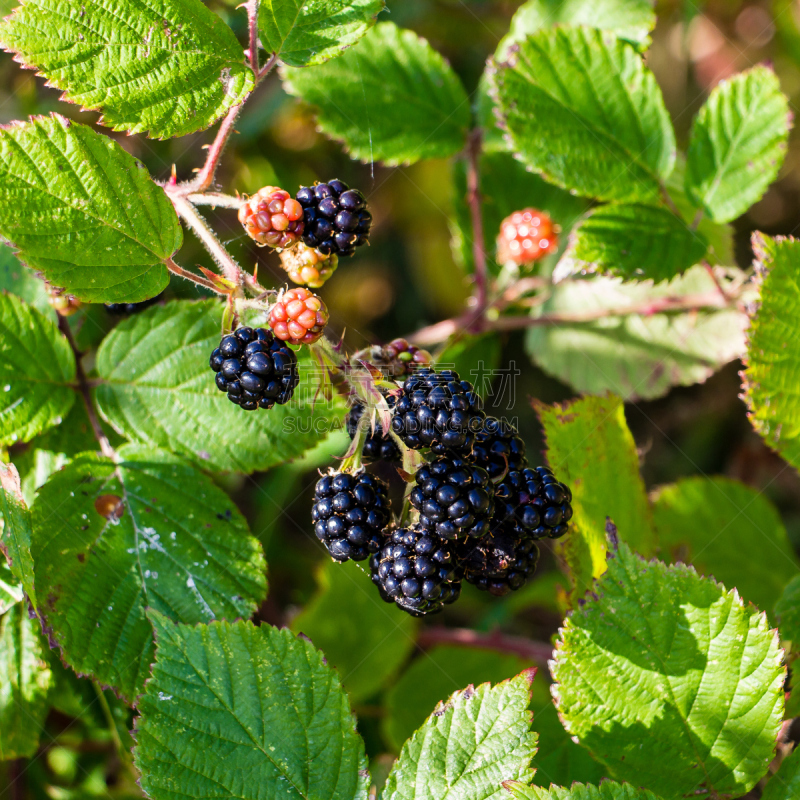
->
[0,244,51,317]
[0,0,254,139]
[0,563,22,614]
[95,300,343,474]
[0,460,36,605]
[761,740,800,800]
[291,561,418,704]
[382,644,528,752]
[536,394,655,602]
[436,334,502,395]
[563,203,708,282]
[259,0,384,67]
[0,292,75,447]
[383,670,538,800]
[135,613,368,800]
[281,22,470,166]
[30,444,266,702]
[742,233,800,473]
[491,27,675,203]
[526,267,749,401]
[686,66,791,223]
[774,575,800,652]
[0,115,178,302]
[0,603,54,759]
[552,540,785,800]
[653,475,798,616]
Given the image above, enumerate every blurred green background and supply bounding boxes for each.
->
[3,0,800,795]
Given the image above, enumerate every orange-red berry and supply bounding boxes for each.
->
[238,186,305,249]
[279,243,338,288]
[269,287,329,345]
[496,209,559,265]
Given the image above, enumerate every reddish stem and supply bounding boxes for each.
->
[417,627,554,665]
[248,0,260,77]
[466,129,489,321]
[58,316,115,459]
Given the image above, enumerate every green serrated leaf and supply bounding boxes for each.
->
[686,66,791,224]
[564,204,708,283]
[501,0,655,57]
[0,244,52,318]
[135,613,369,800]
[30,444,267,702]
[291,561,418,704]
[653,475,798,616]
[762,741,800,800]
[552,540,785,800]
[536,394,655,602]
[743,234,800,473]
[665,154,734,265]
[384,670,538,800]
[281,22,470,166]
[491,27,675,203]
[526,266,749,401]
[259,0,383,67]
[95,300,343,474]
[0,461,36,606]
[0,603,54,759]
[775,575,800,653]
[0,0,254,139]
[451,150,590,275]
[0,292,76,446]
[0,115,179,302]
[506,781,660,800]
[382,645,529,753]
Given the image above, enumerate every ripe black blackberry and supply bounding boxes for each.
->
[209,327,299,411]
[346,400,400,463]
[391,368,484,456]
[105,292,163,315]
[471,417,527,480]
[312,471,391,562]
[370,526,461,616]
[410,456,494,540]
[458,529,539,596]
[502,466,573,539]
[296,179,372,257]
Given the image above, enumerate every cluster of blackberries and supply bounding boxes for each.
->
[105,293,163,315]
[209,327,299,410]
[296,180,372,257]
[316,366,573,616]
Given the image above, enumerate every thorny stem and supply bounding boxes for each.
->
[166,258,228,294]
[247,0,260,77]
[186,192,245,210]
[58,317,115,459]
[416,627,554,665]
[409,288,739,346]
[171,195,243,286]
[466,128,488,322]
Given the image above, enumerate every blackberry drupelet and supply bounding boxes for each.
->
[410,456,494,540]
[238,186,305,249]
[510,466,573,539]
[458,529,539,596]
[471,417,527,480]
[279,243,338,288]
[209,327,299,411]
[346,399,400,463]
[391,367,484,456]
[370,526,461,616]
[295,179,372,257]
[311,471,391,562]
[496,208,559,265]
[105,293,162,315]
[269,287,329,345]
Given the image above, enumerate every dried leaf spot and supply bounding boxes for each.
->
[94,494,124,522]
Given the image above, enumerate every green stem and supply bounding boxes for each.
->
[93,682,125,760]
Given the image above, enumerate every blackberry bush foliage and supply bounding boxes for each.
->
[0,0,797,798]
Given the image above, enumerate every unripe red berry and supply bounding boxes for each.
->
[496,209,559,265]
[279,243,338,288]
[238,187,305,249]
[269,287,329,345]
[380,338,432,376]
